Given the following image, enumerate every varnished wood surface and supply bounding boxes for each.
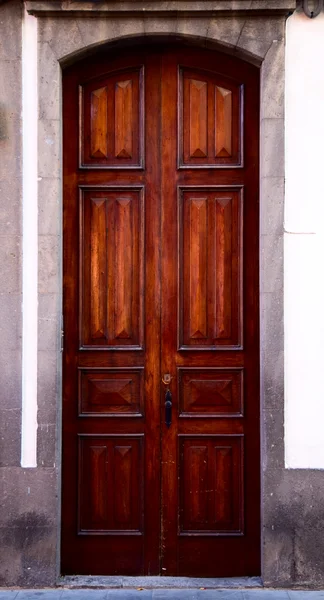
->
[62,44,260,577]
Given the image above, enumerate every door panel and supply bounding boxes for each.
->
[178,186,242,349]
[160,47,259,577]
[62,44,260,577]
[80,186,144,349]
[81,66,144,168]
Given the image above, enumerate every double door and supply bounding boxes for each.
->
[62,44,260,576]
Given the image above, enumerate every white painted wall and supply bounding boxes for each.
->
[21,8,38,468]
[285,12,324,468]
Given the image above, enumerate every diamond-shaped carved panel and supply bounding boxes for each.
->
[79,368,144,417]
[178,368,243,417]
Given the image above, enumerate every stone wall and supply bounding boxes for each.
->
[1,0,324,588]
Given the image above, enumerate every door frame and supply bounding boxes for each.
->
[31,6,287,583]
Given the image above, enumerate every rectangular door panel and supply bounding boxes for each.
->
[80,66,144,168]
[78,435,144,534]
[178,186,243,350]
[78,368,144,417]
[178,368,243,417]
[179,435,244,534]
[79,186,144,349]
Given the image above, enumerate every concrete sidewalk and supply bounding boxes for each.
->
[1,590,324,599]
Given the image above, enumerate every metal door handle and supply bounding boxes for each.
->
[165,389,172,428]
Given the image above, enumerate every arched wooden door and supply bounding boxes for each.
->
[62,43,260,577]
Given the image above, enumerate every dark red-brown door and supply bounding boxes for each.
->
[62,43,260,577]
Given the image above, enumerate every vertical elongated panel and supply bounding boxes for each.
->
[216,197,232,339]
[90,198,107,340]
[81,67,143,167]
[89,446,108,525]
[81,187,143,349]
[114,198,132,340]
[90,87,108,159]
[180,68,241,167]
[115,80,133,159]
[215,87,232,158]
[79,435,143,534]
[214,446,232,524]
[189,198,207,339]
[179,436,243,534]
[114,446,132,525]
[189,79,207,158]
[179,188,241,348]
[188,446,208,525]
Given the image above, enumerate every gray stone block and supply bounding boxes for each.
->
[0,348,22,409]
[260,177,284,237]
[0,60,22,119]
[0,115,21,180]
[207,18,244,49]
[0,235,21,293]
[46,19,82,60]
[38,120,61,180]
[38,294,60,352]
[0,467,58,527]
[37,424,56,468]
[38,43,61,122]
[17,592,63,600]
[62,593,108,600]
[260,119,284,179]
[0,293,22,350]
[262,409,284,471]
[261,347,284,410]
[37,350,60,425]
[260,234,283,294]
[38,177,61,236]
[261,41,285,119]
[38,235,60,294]
[0,0,22,61]
[176,18,209,40]
[153,592,197,600]
[0,407,21,467]
[0,177,21,236]
[243,593,289,599]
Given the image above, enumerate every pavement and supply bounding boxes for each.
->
[1,590,324,600]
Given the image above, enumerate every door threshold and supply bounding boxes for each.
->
[58,576,262,589]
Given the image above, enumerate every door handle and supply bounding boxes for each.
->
[165,389,172,428]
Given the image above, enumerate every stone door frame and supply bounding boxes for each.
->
[29,0,294,583]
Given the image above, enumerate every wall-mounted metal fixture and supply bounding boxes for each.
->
[302,0,323,17]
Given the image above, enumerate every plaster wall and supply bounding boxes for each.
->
[1,0,324,588]
[284,11,324,469]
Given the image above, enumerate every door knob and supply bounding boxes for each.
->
[162,374,172,385]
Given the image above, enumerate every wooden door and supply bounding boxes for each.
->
[62,44,260,577]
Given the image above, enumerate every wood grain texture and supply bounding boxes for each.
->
[81,68,143,168]
[179,435,243,534]
[180,67,241,167]
[80,188,144,349]
[79,368,144,417]
[79,435,144,533]
[178,368,243,417]
[179,187,242,349]
[215,86,232,158]
[63,44,260,578]
[189,80,207,158]
[90,87,108,158]
[115,80,133,159]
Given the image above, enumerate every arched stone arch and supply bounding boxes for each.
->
[33,4,287,585]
